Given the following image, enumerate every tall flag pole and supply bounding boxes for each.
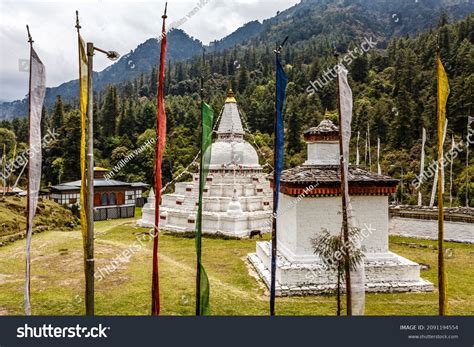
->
[2,144,6,195]
[195,50,212,316]
[418,128,426,206]
[24,25,46,316]
[151,2,168,316]
[367,124,371,171]
[377,137,381,175]
[436,53,450,316]
[76,11,94,316]
[364,135,368,169]
[466,116,472,208]
[449,135,455,207]
[356,131,360,166]
[8,143,17,190]
[269,37,288,316]
[335,53,356,315]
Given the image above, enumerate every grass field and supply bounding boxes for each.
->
[0,212,473,316]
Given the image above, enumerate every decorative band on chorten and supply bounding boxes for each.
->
[277,184,397,197]
[303,133,339,142]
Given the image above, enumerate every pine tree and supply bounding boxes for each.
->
[51,95,64,131]
[150,67,157,96]
[100,85,119,137]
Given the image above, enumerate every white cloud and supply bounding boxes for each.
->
[0,0,298,102]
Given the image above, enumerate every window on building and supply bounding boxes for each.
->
[101,193,108,206]
[109,192,116,205]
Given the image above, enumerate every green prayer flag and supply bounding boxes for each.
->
[195,102,213,315]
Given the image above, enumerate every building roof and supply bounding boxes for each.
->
[51,179,148,191]
[131,182,150,188]
[278,165,399,186]
[304,118,339,136]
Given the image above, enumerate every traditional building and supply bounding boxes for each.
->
[249,119,433,295]
[49,167,148,221]
[139,89,273,237]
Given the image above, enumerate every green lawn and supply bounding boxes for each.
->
[0,215,472,316]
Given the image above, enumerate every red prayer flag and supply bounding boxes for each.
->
[152,5,168,316]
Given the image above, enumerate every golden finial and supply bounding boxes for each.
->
[226,83,236,103]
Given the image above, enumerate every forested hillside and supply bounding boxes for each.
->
[0,12,472,206]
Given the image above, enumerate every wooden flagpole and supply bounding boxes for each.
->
[335,51,352,316]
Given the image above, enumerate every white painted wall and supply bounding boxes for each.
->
[304,141,339,166]
[277,194,389,262]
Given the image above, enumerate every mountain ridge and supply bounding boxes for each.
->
[1,0,472,119]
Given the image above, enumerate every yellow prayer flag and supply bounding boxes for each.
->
[78,35,88,256]
[436,56,450,316]
[437,57,450,157]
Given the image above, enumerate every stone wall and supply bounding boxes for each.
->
[389,217,474,243]
[388,207,474,243]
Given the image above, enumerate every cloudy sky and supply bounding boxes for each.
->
[0,0,298,102]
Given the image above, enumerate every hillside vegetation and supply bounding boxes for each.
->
[0,10,472,206]
[0,196,76,245]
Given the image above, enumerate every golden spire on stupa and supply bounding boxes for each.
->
[225,83,237,103]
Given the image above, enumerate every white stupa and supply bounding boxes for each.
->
[139,89,273,238]
[248,118,434,295]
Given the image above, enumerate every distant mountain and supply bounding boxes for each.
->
[253,0,474,47]
[0,29,203,120]
[209,21,263,51]
[1,0,472,120]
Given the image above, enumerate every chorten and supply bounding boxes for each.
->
[248,118,433,295]
[139,89,273,238]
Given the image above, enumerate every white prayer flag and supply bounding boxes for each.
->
[356,131,360,166]
[377,137,381,175]
[430,120,448,208]
[24,47,46,316]
[418,128,426,206]
[338,63,365,316]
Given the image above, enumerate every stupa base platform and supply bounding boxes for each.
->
[248,241,433,296]
[138,209,272,239]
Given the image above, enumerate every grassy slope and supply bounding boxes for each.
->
[0,215,472,316]
[0,196,76,240]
